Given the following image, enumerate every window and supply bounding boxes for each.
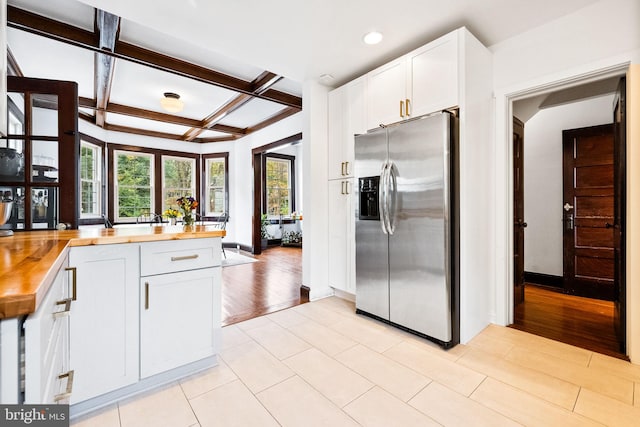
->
[204,154,227,216]
[264,154,295,217]
[162,155,195,212]
[114,150,154,221]
[80,141,102,218]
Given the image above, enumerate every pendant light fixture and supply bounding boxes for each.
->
[160,92,184,113]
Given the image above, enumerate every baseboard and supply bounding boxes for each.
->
[524,271,563,289]
[333,288,355,302]
[222,242,252,253]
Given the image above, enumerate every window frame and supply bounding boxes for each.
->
[161,154,196,214]
[107,143,200,224]
[79,138,103,220]
[201,152,229,220]
[262,153,296,218]
[113,149,155,223]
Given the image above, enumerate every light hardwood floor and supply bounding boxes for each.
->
[72,296,640,427]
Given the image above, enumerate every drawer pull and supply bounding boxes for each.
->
[171,254,199,261]
[53,298,72,318]
[145,282,149,310]
[66,267,77,301]
[54,370,74,402]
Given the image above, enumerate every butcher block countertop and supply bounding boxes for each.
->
[0,226,226,319]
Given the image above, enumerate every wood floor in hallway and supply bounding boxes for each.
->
[221,245,306,326]
[511,284,626,360]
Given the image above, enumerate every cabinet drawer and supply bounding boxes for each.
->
[140,238,221,276]
[24,255,71,403]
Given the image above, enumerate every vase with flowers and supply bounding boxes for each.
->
[176,196,198,226]
[163,208,180,225]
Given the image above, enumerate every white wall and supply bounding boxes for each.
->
[522,94,615,276]
[491,0,640,362]
[302,81,331,299]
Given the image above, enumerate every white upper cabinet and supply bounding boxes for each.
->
[367,58,406,129]
[367,30,459,129]
[407,32,458,118]
[328,76,366,180]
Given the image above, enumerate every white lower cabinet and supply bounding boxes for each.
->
[68,244,139,404]
[328,179,355,294]
[140,267,220,378]
[24,253,72,404]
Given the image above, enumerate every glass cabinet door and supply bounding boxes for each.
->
[4,77,78,231]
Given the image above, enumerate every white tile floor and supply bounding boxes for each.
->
[72,297,640,427]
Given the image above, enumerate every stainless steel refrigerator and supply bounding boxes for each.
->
[354,111,459,348]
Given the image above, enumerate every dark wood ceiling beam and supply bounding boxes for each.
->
[192,135,238,143]
[7,5,302,109]
[246,107,300,134]
[104,123,186,141]
[94,10,121,128]
[183,93,252,141]
[78,96,247,135]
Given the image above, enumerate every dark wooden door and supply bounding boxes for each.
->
[5,76,79,229]
[562,124,615,300]
[513,117,526,305]
[613,77,626,352]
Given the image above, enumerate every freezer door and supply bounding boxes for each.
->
[388,113,452,342]
[355,128,389,320]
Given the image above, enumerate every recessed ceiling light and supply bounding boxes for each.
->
[160,92,184,113]
[363,31,383,45]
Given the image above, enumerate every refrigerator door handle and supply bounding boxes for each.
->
[379,161,389,235]
[387,162,398,235]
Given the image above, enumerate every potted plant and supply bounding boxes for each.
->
[260,213,272,249]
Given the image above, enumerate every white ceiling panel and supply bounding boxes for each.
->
[118,18,266,84]
[106,113,193,136]
[270,79,302,97]
[9,0,95,31]
[198,129,234,139]
[109,59,238,119]
[219,98,285,128]
[7,28,95,99]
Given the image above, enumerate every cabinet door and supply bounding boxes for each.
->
[343,77,366,177]
[328,86,346,180]
[140,267,221,378]
[328,179,354,293]
[24,254,70,404]
[68,244,139,404]
[367,58,406,130]
[407,33,458,117]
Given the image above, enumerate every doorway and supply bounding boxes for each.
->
[510,76,627,358]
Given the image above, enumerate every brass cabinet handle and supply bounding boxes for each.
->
[54,370,74,402]
[145,282,149,310]
[344,161,349,175]
[341,181,345,195]
[400,100,405,118]
[65,267,77,301]
[170,254,199,261]
[345,181,349,195]
[405,99,411,116]
[53,298,72,318]
[341,162,345,176]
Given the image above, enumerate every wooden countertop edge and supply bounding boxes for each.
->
[0,228,226,319]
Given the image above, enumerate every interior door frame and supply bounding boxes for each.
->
[251,132,302,254]
[497,62,630,328]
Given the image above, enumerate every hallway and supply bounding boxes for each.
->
[511,284,624,360]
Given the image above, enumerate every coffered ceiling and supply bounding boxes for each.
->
[6,0,303,143]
